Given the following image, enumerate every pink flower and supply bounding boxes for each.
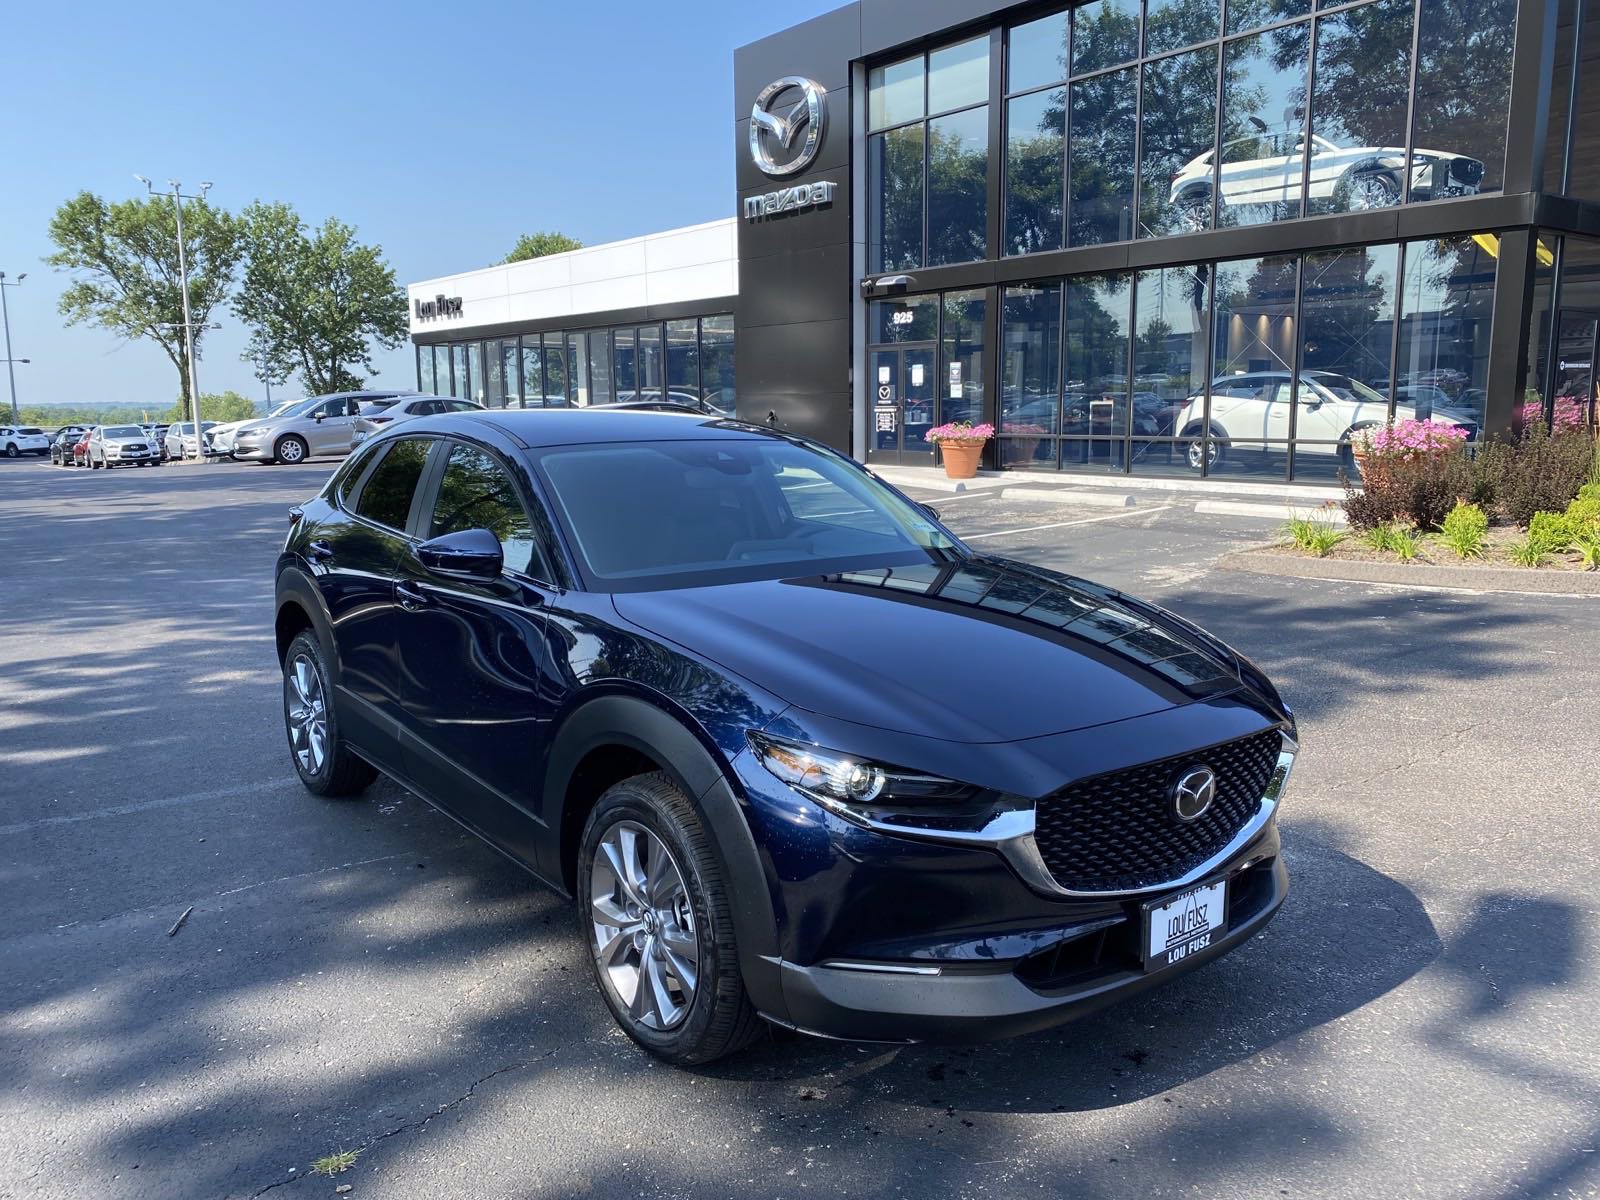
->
[1362,418,1468,459]
[927,421,995,444]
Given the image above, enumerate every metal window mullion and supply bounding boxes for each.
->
[1201,265,1218,478]
[1542,235,1566,416]
[1122,275,1138,473]
[1387,242,1407,422]
[1562,0,1585,192]
[1401,0,1423,203]
[987,26,1006,262]
[1299,15,1318,218]
[1212,29,1228,232]
[1286,254,1305,482]
[1131,58,1147,244]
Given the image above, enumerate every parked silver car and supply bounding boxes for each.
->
[231,390,417,464]
[350,395,481,446]
[87,424,161,468]
[163,421,221,460]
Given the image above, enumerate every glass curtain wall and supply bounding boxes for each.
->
[996,236,1500,480]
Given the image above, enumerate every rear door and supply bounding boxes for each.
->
[314,436,434,762]
[392,438,560,866]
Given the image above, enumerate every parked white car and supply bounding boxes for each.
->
[163,421,220,459]
[231,390,417,464]
[1173,370,1479,471]
[1169,132,1486,226]
[350,395,480,446]
[0,425,50,458]
[87,424,161,468]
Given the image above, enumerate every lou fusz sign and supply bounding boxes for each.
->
[413,294,464,321]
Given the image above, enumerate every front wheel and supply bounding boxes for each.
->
[1183,428,1222,471]
[275,435,308,465]
[4,444,17,458]
[1335,170,1401,211]
[578,774,760,1064]
[282,631,377,797]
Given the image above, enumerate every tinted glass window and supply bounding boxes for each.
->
[1219,26,1310,228]
[1000,283,1064,466]
[869,125,925,270]
[1145,0,1218,55]
[869,56,924,129]
[1309,0,1412,215]
[1411,0,1513,200]
[1069,67,1136,245]
[1006,88,1065,255]
[928,107,989,265]
[535,440,956,591]
[429,444,542,576]
[928,36,989,112]
[666,319,699,398]
[1227,0,1309,33]
[700,315,736,415]
[1138,47,1219,238]
[1009,11,1069,92]
[355,438,430,532]
[1073,0,1140,73]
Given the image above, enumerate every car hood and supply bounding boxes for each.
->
[610,557,1242,744]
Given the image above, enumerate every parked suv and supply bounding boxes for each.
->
[87,424,160,468]
[234,390,418,464]
[1,425,50,458]
[1173,370,1479,470]
[351,395,481,447]
[275,410,1296,1064]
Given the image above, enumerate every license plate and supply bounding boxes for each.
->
[1143,879,1227,972]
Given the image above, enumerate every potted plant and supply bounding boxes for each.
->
[926,421,994,480]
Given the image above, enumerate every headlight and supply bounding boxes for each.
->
[746,732,1001,831]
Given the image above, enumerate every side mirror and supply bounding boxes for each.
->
[314,413,325,423]
[418,527,503,580]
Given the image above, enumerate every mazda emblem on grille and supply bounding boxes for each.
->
[1171,766,1217,822]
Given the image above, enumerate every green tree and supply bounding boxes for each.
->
[46,191,242,403]
[233,202,408,395]
[159,390,257,424]
[504,231,583,263]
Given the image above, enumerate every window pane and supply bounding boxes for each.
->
[928,107,989,265]
[521,337,544,408]
[588,330,613,405]
[613,326,637,398]
[1063,273,1132,437]
[871,294,940,342]
[434,346,451,396]
[1010,11,1069,92]
[417,345,435,393]
[1146,0,1219,56]
[869,126,925,270]
[928,35,989,113]
[700,315,736,416]
[546,335,570,406]
[355,438,429,531]
[1069,67,1137,245]
[450,344,469,400]
[1227,0,1310,35]
[502,341,521,407]
[484,339,506,408]
[666,319,699,399]
[1135,264,1211,439]
[1293,245,1400,480]
[1001,283,1063,443]
[941,289,986,426]
[636,325,664,399]
[1138,47,1218,239]
[1309,0,1413,216]
[568,333,588,406]
[1208,255,1299,478]
[869,55,924,129]
[430,444,540,576]
[1411,0,1515,201]
[1397,236,1496,430]
[1218,27,1310,229]
[1006,89,1065,256]
[1073,0,1140,74]
[464,341,482,405]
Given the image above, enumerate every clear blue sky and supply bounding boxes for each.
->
[1,0,841,412]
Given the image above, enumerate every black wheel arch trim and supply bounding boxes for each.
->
[542,692,788,1022]
[273,565,340,683]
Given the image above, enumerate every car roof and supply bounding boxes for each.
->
[438,408,772,450]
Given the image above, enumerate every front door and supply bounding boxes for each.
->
[1553,310,1600,425]
[310,397,359,455]
[866,345,937,466]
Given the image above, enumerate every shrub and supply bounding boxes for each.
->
[1495,424,1595,527]
[1341,442,1469,531]
[1574,533,1600,571]
[1439,502,1488,558]
[1364,523,1400,552]
[1528,511,1577,553]
[1506,537,1543,567]
[1389,526,1420,561]
[1284,512,1345,557]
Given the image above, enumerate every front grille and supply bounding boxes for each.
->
[1032,727,1283,892]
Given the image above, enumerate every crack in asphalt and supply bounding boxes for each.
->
[247,1049,560,1198]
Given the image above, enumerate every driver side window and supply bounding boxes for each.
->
[429,444,547,579]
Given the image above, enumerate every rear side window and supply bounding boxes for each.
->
[355,438,431,532]
[429,444,544,577]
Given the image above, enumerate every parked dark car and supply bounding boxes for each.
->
[274,411,1296,1064]
[51,426,89,465]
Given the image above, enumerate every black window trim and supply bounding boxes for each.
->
[340,435,436,541]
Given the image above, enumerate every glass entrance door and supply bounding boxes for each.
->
[1553,310,1599,427]
[867,344,937,465]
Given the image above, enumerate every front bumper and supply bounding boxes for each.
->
[231,440,270,460]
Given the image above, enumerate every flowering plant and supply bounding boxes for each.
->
[1516,395,1587,433]
[926,421,995,445]
[1360,418,1469,459]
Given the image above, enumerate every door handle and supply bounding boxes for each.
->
[395,580,429,611]
[306,540,334,562]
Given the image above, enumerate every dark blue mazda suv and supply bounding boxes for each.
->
[274,410,1296,1064]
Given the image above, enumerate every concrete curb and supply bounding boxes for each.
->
[1001,487,1136,508]
[1219,548,1600,595]
[871,464,1346,502]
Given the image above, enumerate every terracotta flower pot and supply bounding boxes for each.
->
[939,440,985,479]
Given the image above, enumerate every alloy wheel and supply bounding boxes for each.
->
[278,437,306,464]
[285,653,328,775]
[589,821,700,1032]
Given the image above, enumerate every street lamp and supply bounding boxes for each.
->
[0,271,27,425]
[136,175,215,462]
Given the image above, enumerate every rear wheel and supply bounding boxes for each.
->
[282,631,376,797]
[578,773,760,1064]
[1335,170,1401,211]
[275,435,308,465]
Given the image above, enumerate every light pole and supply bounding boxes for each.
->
[136,175,213,462]
[0,272,25,425]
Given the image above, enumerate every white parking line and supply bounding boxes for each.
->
[958,504,1176,541]
[0,779,287,837]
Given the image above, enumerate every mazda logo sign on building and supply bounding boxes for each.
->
[1171,766,1218,822]
[749,76,828,177]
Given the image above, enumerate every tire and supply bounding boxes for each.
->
[1181,424,1223,471]
[1174,188,1214,232]
[281,630,377,797]
[1334,170,1401,211]
[4,443,17,458]
[275,435,308,465]
[577,773,760,1065]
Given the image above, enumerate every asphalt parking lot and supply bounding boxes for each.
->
[2,453,1598,1200]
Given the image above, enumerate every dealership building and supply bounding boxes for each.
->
[408,0,1600,483]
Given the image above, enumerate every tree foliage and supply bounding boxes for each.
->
[504,231,583,264]
[159,390,258,423]
[233,202,408,396]
[46,191,243,403]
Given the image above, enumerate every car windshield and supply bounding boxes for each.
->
[1307,372,1388,404]
[533,438,961,593]
[103,425,142,438]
